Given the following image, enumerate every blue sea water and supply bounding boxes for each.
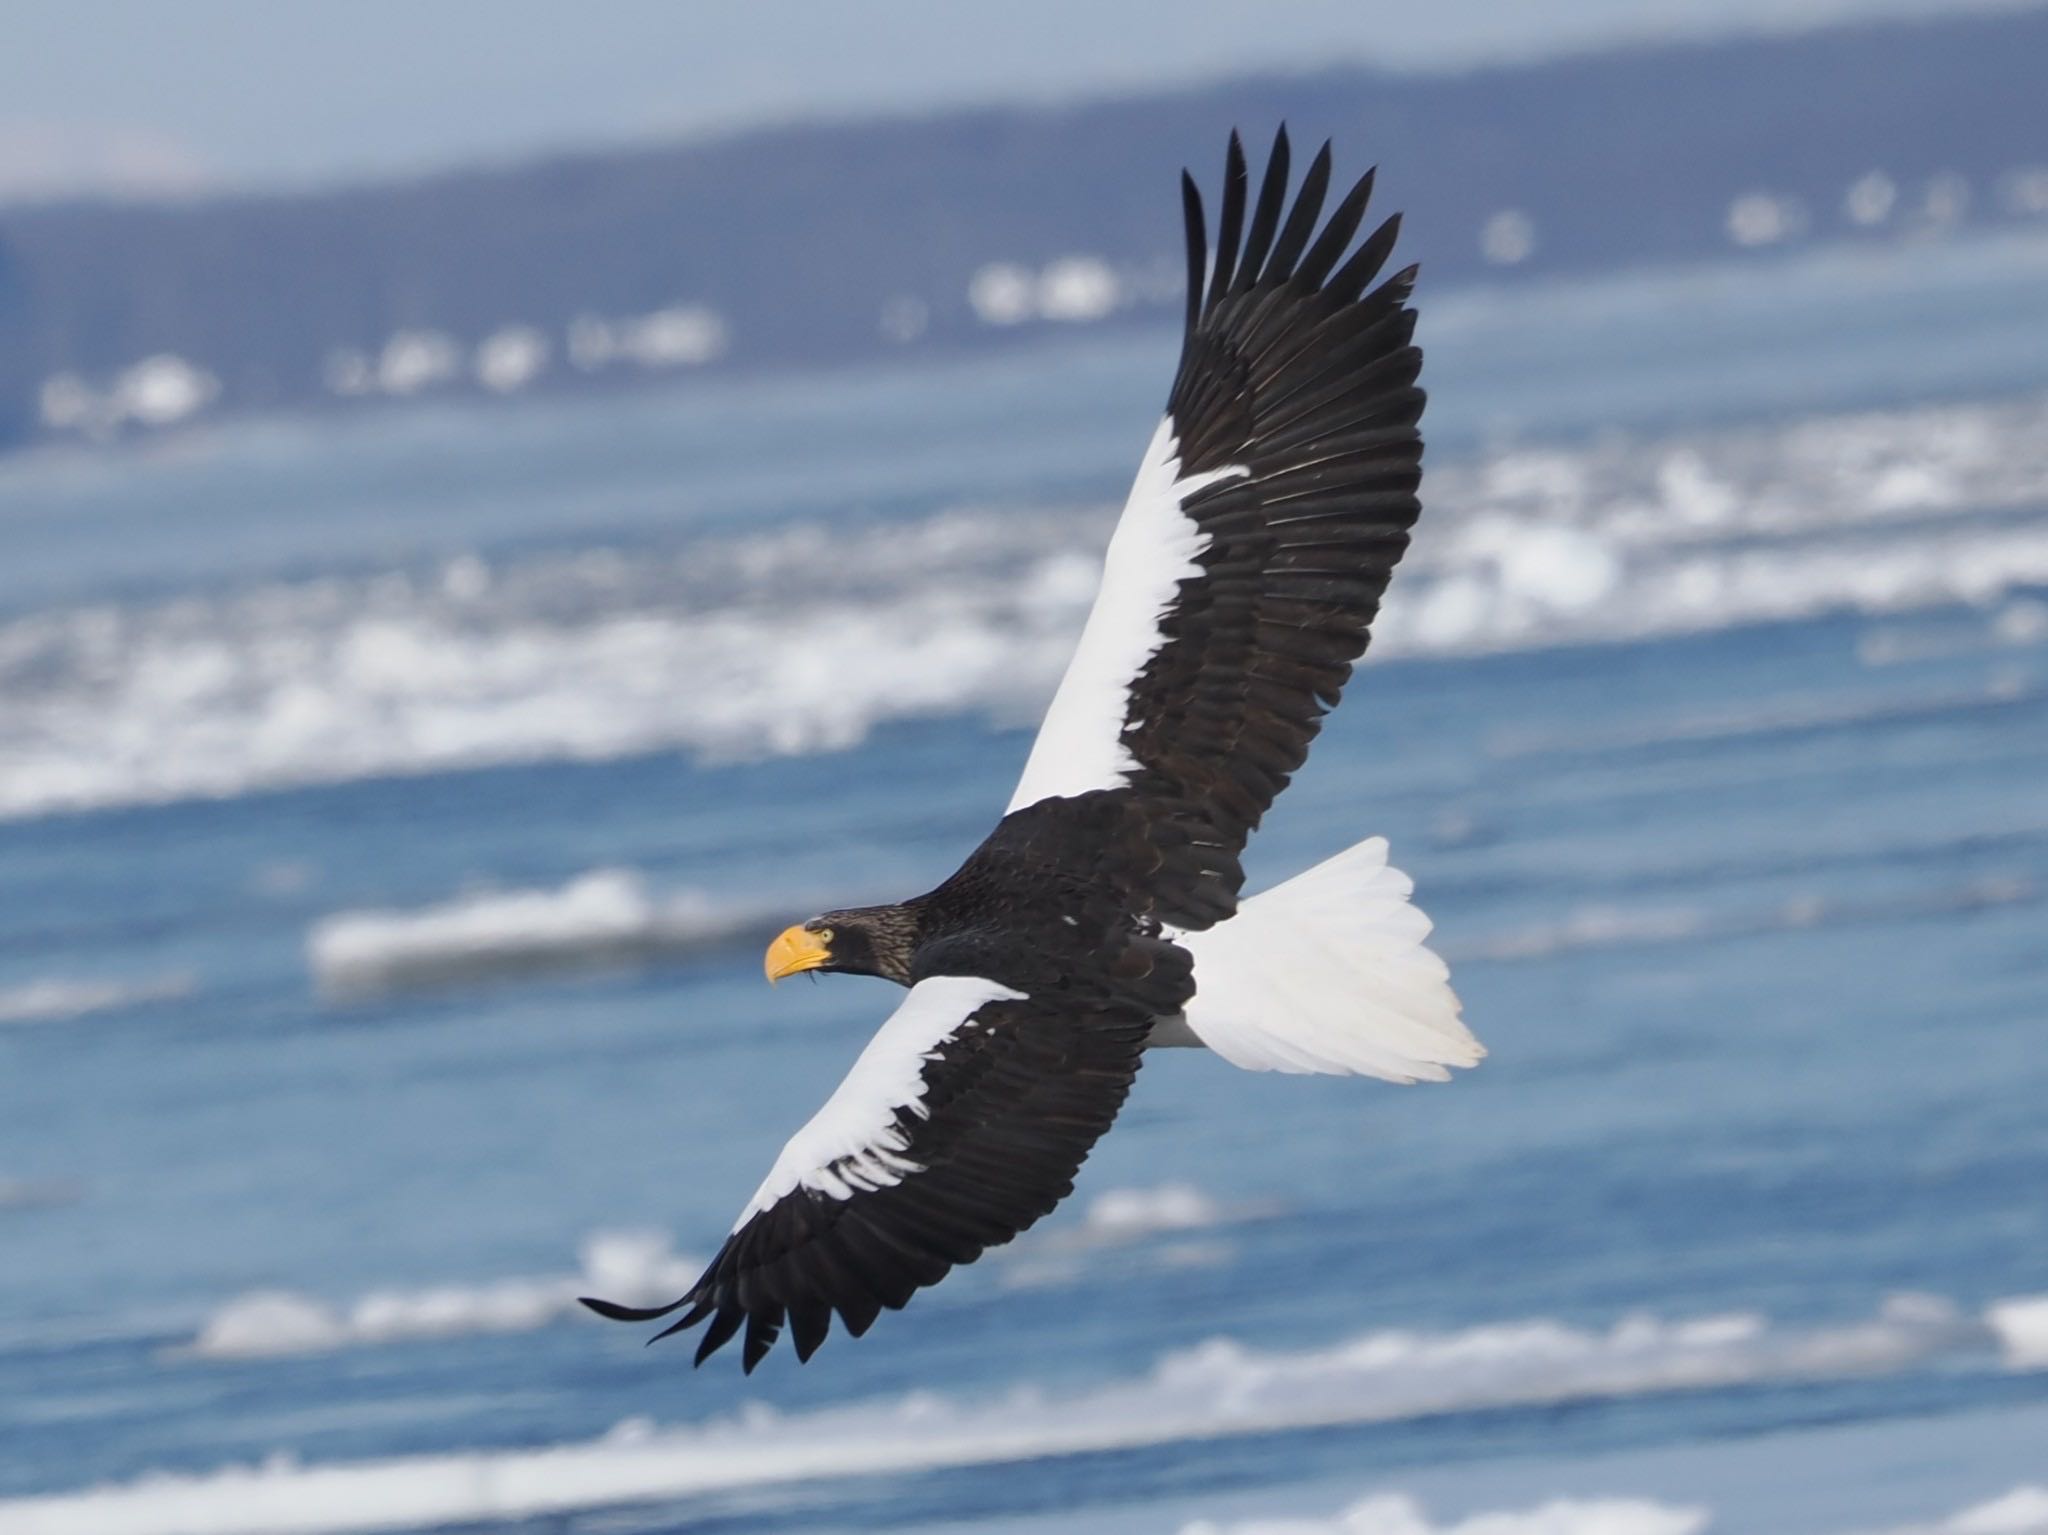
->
[2,229,2047,1535]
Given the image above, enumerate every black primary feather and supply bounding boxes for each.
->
[1101,126,1425,931]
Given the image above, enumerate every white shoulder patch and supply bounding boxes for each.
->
[735,975,1027,1228]
[1007,416,1247,813]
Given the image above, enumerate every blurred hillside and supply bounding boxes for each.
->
[3,3,2047,449]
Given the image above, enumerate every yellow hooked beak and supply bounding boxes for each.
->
[765,925,832,984]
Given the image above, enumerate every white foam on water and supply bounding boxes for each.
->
[1457,906,1708,962]
[2,393,2047,823]
[1869,1485,2048,1535]
[1858,598,2048,666]
[180,1230,696,1360]
[15,1292,2040,1535]
[1487,675,2043,760]
[305,871,775,996]
[1937,1488,2048,1535]
[1176,1491,1710,1535]
[0,509,1079,823]
[0,973,194,1025]
[1079,1182,1231,1241]
[1984,1295,2048,1369]
[1002,1182,1255,1283]
[1450,876,2038,966]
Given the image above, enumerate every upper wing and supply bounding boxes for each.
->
[1009,127,1425,926]
[581,974,1152,1371]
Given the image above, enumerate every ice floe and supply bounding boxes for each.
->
[0,973,193,1026]
[1178,1492,1708,1535]
[305,870,777,996]
[14,1291,2036,1534]
[182,1230,697,1360]
[4,393,2048,821]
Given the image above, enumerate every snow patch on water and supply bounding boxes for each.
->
[1002,1182,1254,1282]
[3,394,2048,822]
[306,871,779,996]
[1460,906,1708,961]
[1984,1295,2048,1369]
[1489,677,2041,760]
[1178,1492,1709,1535]
[1936,1487,2048,1535]
[22,1293,2039,1533]
[1124,1292,1994,1426]
[182,1231,696,1360]
[1451,877,2038,965]
[1080,1183,1231,1241]
[1875,1486,2048,1535]
[0,973,193,1025]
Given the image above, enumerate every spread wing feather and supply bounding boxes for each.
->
[582,976,1153,1370]
[1010,127,1425,930]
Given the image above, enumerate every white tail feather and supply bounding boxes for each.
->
[1165,837,1482,1083]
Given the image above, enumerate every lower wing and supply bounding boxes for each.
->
[582,974,1153,1370]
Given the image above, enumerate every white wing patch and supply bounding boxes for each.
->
[735,975,1027,1228]
[1007,416,1248,813]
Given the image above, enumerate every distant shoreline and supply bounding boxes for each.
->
[3,2,2047,453]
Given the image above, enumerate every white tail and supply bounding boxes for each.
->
[1163,837,1482,1082]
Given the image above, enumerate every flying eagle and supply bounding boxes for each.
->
[583,128,1481,1371]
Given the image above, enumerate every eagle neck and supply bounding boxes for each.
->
[849,900,923,986]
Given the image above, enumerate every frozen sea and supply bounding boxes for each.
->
[2,227,2047,1534]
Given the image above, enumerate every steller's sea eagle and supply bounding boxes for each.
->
[582,127,1481,1371]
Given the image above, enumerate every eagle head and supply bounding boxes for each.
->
[764,906,917,986]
